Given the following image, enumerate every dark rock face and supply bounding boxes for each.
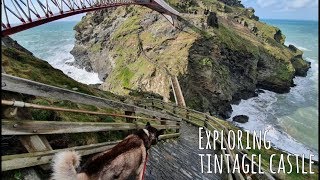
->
[180,38,258,118]
[218,0,244,7]
[1,36,33,55]
[274,29,285,44]
[207,12,218,28]
[291,56,311,77]
[288,44,298,52]
[233,115,249,123]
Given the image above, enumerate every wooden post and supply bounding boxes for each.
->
[125,111,136,123]
[6,103,53,170]
[151,100,154,109]
[204,115,208,128]
[170,76,186,107]
[160,118,167,133]
[19,135,53,170]
[125,111,136,135]
[186,109,190,119]
[176,122,180,133]
[160,118,167,126]
[172,104,177,114]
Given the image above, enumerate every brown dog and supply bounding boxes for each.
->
[51,122,164,180]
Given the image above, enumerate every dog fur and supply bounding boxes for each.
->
[51,122,164,180]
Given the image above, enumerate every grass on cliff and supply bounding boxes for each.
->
[1,46,124,100]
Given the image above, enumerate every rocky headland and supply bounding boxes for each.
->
[70,0,310,118]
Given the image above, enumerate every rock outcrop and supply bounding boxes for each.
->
[233,115,249,123]
[70,0,310,118]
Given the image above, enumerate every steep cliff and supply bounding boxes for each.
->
[70,0,310,118]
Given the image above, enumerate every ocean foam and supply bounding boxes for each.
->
[38,42,103,85]
[229,54,319,160]
[285,42,312,52]
[229,91,318,160]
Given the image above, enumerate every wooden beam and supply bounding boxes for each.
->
[19,135,53,170]
[1,74,181,122]
[2,120,136,135]
[2,132,181,171]
[159,133,180,140]
[2,120,180,135]
[2,141,120,171]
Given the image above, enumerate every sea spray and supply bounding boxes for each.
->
[11,21,103,85]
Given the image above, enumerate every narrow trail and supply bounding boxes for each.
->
[145,122,226,179]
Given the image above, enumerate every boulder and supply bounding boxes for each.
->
[233,115,249,123]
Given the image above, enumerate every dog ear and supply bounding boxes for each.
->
[146,122,151,128]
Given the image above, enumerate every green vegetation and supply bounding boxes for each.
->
[1,46,124,101]
[118,67,134,87]
[112,15,142,39]
[90,42,102,53]
[214,24,259,56]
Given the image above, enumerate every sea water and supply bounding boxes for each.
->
[9,19,318,159]
[10,21,102,85]
[229,19,319,160]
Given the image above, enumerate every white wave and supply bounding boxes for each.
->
[284,41,312,52]
[228,91,318,160]
[305,57,319,82]
[44,43,103,85]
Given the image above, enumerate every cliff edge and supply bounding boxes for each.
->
[70,0,310,118]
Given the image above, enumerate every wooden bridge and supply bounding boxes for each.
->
[1,73,276,180]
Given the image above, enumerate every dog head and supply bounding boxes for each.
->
[145,122,165,145]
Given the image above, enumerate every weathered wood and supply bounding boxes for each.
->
[2,120,180,135]
[125,111,136,123]
[19,135,53,152]
[158,133,180,140]
[2,120,136,135]
[1,100,161,122]
[19,135,53,170]
[1,74,181,122]
[2,141,120,171]
[136,123,180,130]
[170,76,186,106]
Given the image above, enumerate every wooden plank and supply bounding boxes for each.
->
[19,136,53,152]
[2,132,181,171]
[2,120,137,135]
[2,120,180,135]
[159,133,180,140]
[2,141,120,171]
[170,76,186,107]
[1,74,181,122]
[19,135,53,170]
[136,123,180,130]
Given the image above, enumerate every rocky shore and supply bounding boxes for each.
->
[70,0,310,118]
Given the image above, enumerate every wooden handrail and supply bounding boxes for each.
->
[1,74,181,122]
[1,133,180,171]
[1,100,162,122]
[2,120,180,135]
